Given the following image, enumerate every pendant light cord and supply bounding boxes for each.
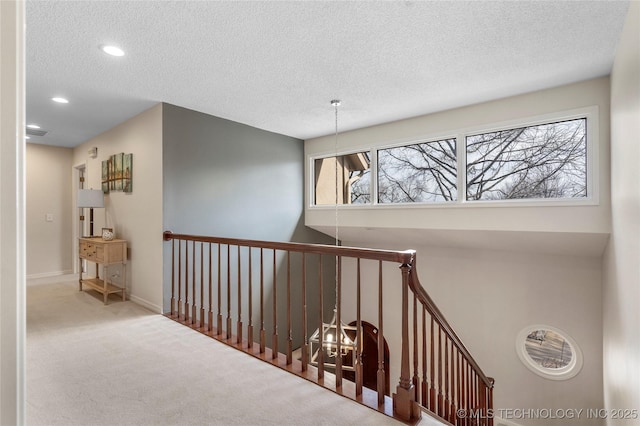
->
[332,100,340,247]
[332,99,341,320]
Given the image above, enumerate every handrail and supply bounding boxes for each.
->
[408,259,493,389]
[164,231,414,264]
[162,230,494,425]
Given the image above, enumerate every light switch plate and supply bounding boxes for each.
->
[45,213,54,222]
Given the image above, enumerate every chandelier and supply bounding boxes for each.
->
[308,99,358,371]
[309,309,358,370]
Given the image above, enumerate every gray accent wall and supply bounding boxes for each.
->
[163,103,309,240]
[162,103,335,348]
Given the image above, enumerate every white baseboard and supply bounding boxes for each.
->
[27,270,74,283]
[128,293,163,314]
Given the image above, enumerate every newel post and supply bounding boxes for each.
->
[393,263,421,421]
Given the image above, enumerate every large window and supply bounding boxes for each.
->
[311,110,594,207]
[378,139,457,203]
[466,119,587,201]
[314,152,371,205]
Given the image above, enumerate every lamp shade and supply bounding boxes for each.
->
[77,189,104,208]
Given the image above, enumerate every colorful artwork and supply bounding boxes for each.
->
[101,152,133,194]
[123,153,132,193]
[101,160,109,193]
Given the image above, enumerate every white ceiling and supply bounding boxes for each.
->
[26,1,629,148]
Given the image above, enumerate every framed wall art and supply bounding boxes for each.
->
[102,152,133,193]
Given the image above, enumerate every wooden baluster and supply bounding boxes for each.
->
[393,262,417,421]
[449,341,456,425]
[438,326,443,418]
[444,337,450,420]
[272,249,278,359]
[476,373,481,426]
[430,316,436,412]
[226,244,231,339]
[413,294,419,403]
[475,374,480,426]
[208,243,213,333]
[471,372,475,426]
[259,248,265,353]
[217,243,222,336]
[185,240,189,323]
[317,255,324,379]
[177,240,182,319]
[456,348,462,426]
[200,242,205,329]
[171,239,176,315]
[301,253,307,372]
[422,308,427,407]
[460,355,464,425]
[178,240,184,320]
[488,378,494,426]
[355,258,363,396]
[470,362,474,426]
[463,360,469,426]
[335,255,343,389]
[286,251,292,365]
[192,240,196,325]
[470,365,475,426]
[377,260,385,404]
[460,359,466,426]
[478,375,486,426]
[237,246,242,345]
[248,247,253,350]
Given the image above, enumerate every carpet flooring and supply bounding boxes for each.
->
[26,276,425,426]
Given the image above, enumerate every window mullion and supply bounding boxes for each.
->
[371,149,378,205]
[457,134,466,203]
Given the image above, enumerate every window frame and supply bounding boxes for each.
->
[308,106,599,209]
[516,324,583,381]
[311,150,374,207]
[376,136,459,205]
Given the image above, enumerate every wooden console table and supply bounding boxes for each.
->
[78,237,127,304]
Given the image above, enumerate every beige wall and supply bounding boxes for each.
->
[603,2,640,424]
[305,78,611,247]
[26,144,73,278]
[341,241,604,426]
[0,1,26,423]
[73,104,163,312]
[306,79,614,424]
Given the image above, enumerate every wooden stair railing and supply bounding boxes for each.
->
[163,231,494,425]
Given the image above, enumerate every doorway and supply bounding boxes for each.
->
[344,321,391,395]
[73,163,86,274]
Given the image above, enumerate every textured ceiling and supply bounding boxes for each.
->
[26,1,629,148]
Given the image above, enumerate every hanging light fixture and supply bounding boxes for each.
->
[309,308,357,370]
[309,99,358,372]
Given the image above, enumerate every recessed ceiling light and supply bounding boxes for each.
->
[27,124,40,129]
[52,97,69,104]
[100,45,124,57]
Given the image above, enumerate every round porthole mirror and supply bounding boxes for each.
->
[516,325,582,380]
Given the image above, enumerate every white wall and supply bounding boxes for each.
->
[603,2,640,424]
[0,1,26,423]
[305,78,611,255]
[73,104,163,312]
[306,79,613,425]
[341,241,604,426]
[26,144,73,278]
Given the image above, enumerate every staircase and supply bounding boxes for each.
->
[163,231,494,425]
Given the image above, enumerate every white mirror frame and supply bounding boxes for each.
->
[516,324,583,381]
